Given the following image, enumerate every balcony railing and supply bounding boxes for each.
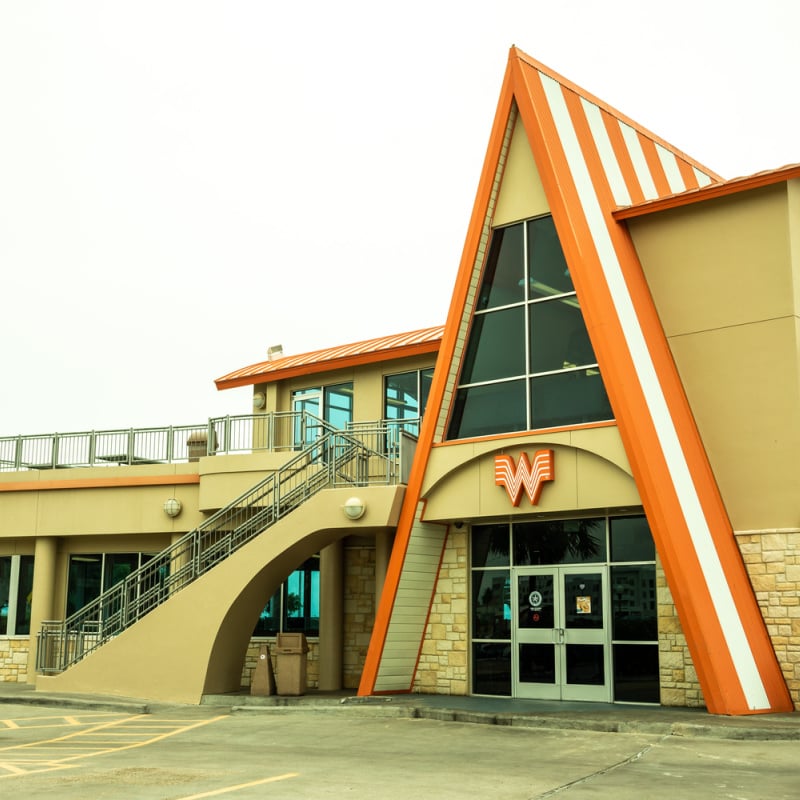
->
[0,413,420,472]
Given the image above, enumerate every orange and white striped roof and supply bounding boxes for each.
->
[215,325,443,390]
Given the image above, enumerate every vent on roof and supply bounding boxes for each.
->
[267,345,283,361]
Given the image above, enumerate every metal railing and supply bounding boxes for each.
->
[36,427,397,675]
[0,412,420,471]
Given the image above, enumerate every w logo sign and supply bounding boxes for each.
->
[495,450,555,507]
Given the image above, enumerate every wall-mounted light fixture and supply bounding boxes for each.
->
[454,521,465,530]
[253,392,266,409]
[342,497,366,520]
[163,498,182,518]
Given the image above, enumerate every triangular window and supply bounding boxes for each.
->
[447,215,613,439]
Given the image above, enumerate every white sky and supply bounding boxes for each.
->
[1,1,798,436]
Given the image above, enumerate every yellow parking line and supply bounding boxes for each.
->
[178,773,300,799]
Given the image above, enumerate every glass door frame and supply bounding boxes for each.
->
[513,564,612,702]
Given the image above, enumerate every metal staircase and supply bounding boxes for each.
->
[36,428,397,675]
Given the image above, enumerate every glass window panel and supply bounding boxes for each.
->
[471,524,510,568]
[514,519,606,566]
[283,557,320,636]
[67,555,102,617]
[15,556,34,635]
[527,216,573,299]
[611,565,658,641]
[253,587,282,637]
[529,298,596,374]
[613,643,660,703]
[610,516,656,562]
[471,570,511,640]
[384,372,419,421]
[563,573,603,629]
[420,368,433,416]
[460,307,525,384]
[517,573,554,629]
[530,370,613,430]
[324,383,353,429]
[565,644,605,685]
[477,224,524,310]
[472,642,511,696]
[104,554,139,590]
[0,557,10,636]
[519,643,556,684]
[448,380,527,440]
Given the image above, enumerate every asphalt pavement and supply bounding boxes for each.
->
[0,681,797,741]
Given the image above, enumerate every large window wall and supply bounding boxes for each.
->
[448,215,613,439]
[471,515,658,702]
[66,552,156,617]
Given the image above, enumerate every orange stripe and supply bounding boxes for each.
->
[359,56,520,696]
[601,109,645,205]
[0,474,200,492]
[637,134,672,197]
[676,157,700,191]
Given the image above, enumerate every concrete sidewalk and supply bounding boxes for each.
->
[1,681,797,741]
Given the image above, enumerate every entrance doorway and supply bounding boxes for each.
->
[514,566,610,701]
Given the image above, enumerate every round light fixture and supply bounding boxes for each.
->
[163,498,182,518]
[253,392,266,409]
[342,497,366,520]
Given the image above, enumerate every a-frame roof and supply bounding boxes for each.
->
[359,46,792,715]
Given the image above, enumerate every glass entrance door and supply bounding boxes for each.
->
[514,566,610,701]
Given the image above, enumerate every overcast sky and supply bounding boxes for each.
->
[1,1,798,436]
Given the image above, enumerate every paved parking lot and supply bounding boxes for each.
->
[0,699,798,799]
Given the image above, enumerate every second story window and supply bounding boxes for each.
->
[447,215,613,440]
[384,368,433,437]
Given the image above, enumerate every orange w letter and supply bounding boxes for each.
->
[495,450,555,507]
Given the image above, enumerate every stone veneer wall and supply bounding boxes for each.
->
[0,638,29,683]
[413,527,468,694]
[343,541,375,689]
[736,528,800,710]
[656,558,704,707]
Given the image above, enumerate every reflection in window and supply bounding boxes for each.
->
[448,215,613,440]
[254,556,320,638]
[0,555,34,636]
[384,368,433,439]
[66,552,155,618]
[514,519,606,565]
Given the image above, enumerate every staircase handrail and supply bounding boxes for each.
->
[36,426,393,674]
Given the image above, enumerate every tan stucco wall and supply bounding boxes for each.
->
[493,114,550,227]
[36,485,404,703]
[421,425,640,523]
[627,183,800,531]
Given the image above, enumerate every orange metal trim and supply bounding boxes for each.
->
[0,474,200,492]
[429,420,617,449]
[216,328,443,390]
[613,164,800,219]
